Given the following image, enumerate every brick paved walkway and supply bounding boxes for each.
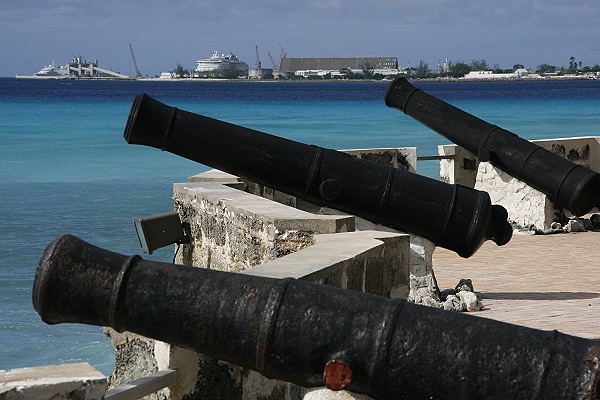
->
[432,231,600,339]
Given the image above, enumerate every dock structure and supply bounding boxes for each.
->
[65,56,130,79]
[16,56,132,80]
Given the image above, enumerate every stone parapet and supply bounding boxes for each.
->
[107,173,411,400]
[0,363,106,400]
[107,146,435,400]
[243,230,409,298]
[439,136,600,230]
[173,182,354,272]
[438,144,478,187]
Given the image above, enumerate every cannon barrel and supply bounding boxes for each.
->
[34,234,600,399]
[385,77,600,217]
[123,93,511,258]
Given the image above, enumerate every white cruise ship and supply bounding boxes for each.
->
[196,51,249,72]
[34,62,69,77]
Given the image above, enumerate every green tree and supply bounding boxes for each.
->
[582,64,600,73]
[567,56,577,73]
[172,63,188,78]
[513,64,525,71]
[536,64,557,74]
[218,65,242,79]
[361,62,375,80]
[470,59,489,71]
[339,68,358,79]
[447,61,471,78]
[414,60,431,78]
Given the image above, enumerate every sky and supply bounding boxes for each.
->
[1,0,599,78]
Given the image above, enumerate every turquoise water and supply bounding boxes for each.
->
[1,78,599,375]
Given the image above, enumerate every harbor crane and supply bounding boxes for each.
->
[279,44,287,59]
[255,45,262,69]
[129,43,142,79]
[267,51,279,71]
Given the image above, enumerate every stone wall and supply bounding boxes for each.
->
[107,176,411,400]
[439,136,600,230]
[105,147,444,400]
[169,177,409,400]
[172,181,355,272]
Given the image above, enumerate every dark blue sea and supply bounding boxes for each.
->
[1,78,599,375]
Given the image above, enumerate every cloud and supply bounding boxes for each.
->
[1,0,598,76]
[6,0,590,32]
[532,0,600,18]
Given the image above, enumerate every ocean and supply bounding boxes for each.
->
[1,77,599,375]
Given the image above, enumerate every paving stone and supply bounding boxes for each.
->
[433,229,600,339]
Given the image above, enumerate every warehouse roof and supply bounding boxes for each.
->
[279,57,398,72]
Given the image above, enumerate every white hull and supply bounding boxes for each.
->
[196,51,249,72]
[34,62,69,77]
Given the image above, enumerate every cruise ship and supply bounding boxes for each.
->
[34,62,69,77]
[196,51,249,72]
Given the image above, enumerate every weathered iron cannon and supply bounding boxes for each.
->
[123,93,511,258]
[34,234,600,399]
[385,77,600,217]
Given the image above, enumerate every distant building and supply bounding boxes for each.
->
[279,57,400,78]
[463,69,542,80]
[248,68,274,79]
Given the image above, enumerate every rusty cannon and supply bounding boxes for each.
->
[123,93,511,258]
[385,77,600,217]
[34,234,600,399]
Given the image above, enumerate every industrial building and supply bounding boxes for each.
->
[278,57,400,78]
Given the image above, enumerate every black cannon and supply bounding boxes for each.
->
[34,234,600,399]
[385,77,600,217]
[123,93,511,258]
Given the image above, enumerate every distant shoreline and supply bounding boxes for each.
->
[140,75,598,83]
[5,75,597,82]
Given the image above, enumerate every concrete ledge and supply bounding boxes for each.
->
[0,363,106,400]
[175,182,354,234]
[188,169,241,183]
[243,230,409,298]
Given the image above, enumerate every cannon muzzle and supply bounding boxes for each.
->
[34,234,600,399]
[123,93,511,258]
[385,77,600,216]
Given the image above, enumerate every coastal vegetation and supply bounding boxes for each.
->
[408,56,600,80]
[169,55,600,81]
[172,63,253,79]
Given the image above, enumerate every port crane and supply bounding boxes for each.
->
[279,44,287,60]
[267,51,279,71]
[129,44,142,79]
[255,45,262,69]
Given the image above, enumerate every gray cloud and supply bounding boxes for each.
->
[1,0,598,76]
